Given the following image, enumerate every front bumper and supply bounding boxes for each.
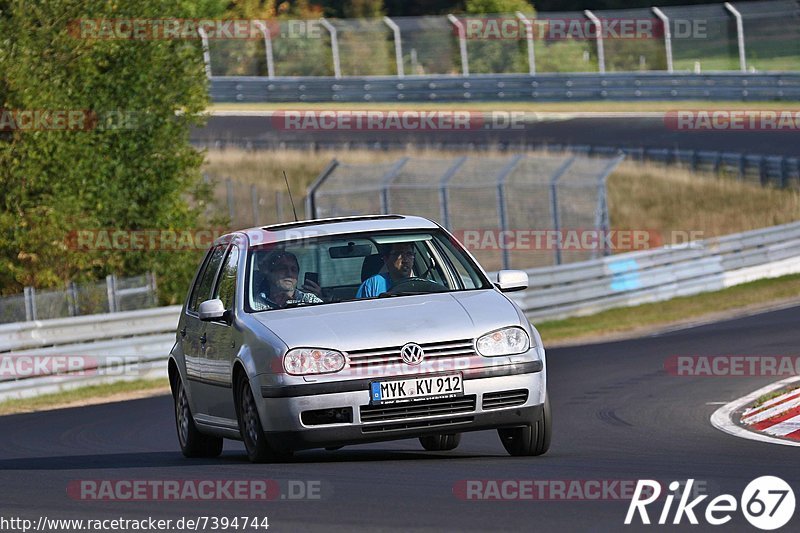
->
[254,361,545,451]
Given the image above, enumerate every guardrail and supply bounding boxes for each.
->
[545,146,799,188]
[209,72,800,103]
[509,221,800,320]
[0,307,180,401]
[2,220,800,400]
[0,305,180,353]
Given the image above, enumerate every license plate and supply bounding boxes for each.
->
[369,373,463,405]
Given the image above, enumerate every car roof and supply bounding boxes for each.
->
[223,214,441,248]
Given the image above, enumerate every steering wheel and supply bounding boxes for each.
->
[384,277,449,295]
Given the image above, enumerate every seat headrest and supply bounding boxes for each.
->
[361,253,385,282]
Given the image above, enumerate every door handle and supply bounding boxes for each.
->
[180,327,186,337]
[200,333,207,344]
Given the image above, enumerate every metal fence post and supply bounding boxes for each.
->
[652,7,673,73]
[447,14,470,76]
[378,157,410,214]
[738,154,746,180]
[305,159,340,219]
[383,16,405,78]
[438,156,468,229]
[276,190,284,222]
[251,184,260,226]
[68,281,79,316]
[23,286,36,321]
[226,178,235,222]
[724,2,747,72]
[319,18,342,79]
[252,21,276,78]
[584,10,605,74]
[516,12,536,75]
[548,156,577,265]
[106,274,117,313]
[780,157,788,188]
[595,153,626,257]
[496,155,524,270]
[197,27,212,78]
[147,272,158,306]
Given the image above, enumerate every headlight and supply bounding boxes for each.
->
[476,327,530,356]
[283,348,345,375]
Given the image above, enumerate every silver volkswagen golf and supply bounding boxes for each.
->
[169,215,550,462]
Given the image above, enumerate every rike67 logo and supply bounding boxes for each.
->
[625,477,795,530]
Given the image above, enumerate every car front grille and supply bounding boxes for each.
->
[346,338,475,369]
[360,395,476,433]
[482,389,529,410]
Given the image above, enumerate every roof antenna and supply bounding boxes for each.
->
[283,170,299,222]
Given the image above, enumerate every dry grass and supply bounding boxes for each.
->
[203,148,800,238]
[0,378,169,416]
[609,161,800,242]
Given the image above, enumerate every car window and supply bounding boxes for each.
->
[189,244,227,313]
[433,237,482,289]
[245,231,490,312]
[214,245,239,310]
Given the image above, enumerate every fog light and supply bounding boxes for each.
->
[301,407,353,426]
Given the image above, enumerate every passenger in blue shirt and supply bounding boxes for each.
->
[356,242,415,298]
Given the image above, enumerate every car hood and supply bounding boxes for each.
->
[252,289,521,351]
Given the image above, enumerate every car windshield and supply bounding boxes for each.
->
[245,230,491,312]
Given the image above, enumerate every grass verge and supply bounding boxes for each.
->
[536,273,800,344]
[208,101,800,113]
[0,378,169,416]
[753,387,800,410]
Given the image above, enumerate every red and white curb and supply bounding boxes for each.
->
[741,387,800,440]
[711,376,800,447]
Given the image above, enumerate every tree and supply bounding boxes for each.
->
[0,0,225,302]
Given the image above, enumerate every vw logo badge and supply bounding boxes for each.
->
[400,343,425,365]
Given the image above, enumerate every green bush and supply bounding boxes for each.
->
[0,0,225,304]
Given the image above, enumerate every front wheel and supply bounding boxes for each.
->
[235,374,290,463]
[174,379,223,458]
[498,395,551,457]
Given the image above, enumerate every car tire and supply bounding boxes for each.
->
[419,433,461,451]
[235,373,290,463]
[174,379,223,458]
[498,395,551,457]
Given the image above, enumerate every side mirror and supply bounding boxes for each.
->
[198,298,226,321]
[496,270,528,292]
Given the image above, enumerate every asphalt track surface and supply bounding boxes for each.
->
[1,306,798,532]
[194,115,800,157]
